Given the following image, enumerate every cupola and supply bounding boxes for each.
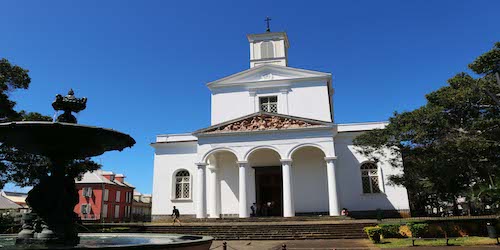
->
[247,31,290,68]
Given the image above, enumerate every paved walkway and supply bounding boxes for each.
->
[211,239,376,250]
[390,247,500,249]
[211,240,500,250]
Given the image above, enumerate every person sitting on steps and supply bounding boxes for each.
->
[341,208,349,216]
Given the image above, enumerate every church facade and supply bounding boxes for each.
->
[151,31,410,220]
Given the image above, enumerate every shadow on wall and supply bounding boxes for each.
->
[335,139,408,219]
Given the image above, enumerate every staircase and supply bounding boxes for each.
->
[83,222,374,240]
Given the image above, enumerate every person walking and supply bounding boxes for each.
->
[172,206,181,226]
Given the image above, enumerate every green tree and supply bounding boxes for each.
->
[353,43,500,215]
[0,58,31,121]
[0,58,100,189]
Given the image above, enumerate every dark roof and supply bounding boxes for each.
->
[0,195,22,210]
[2,191,27,197]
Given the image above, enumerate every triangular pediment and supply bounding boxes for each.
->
[194,112,332,135]
[207,64,331,88]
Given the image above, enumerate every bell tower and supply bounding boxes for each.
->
[247,19,290,68]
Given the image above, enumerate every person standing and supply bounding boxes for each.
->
[250,203,256,217]
[172,206,181,226]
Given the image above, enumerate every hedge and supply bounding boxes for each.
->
[407,222,429,238]
[364,226,382,243]
[379,223,403,238]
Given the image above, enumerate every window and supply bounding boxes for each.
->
[82,187,92,197]
[103,189,109,201]
[174,170,191,199]
[260,41,274,59]
[81,204,91,214]
[116,191,121,202]
[259,96,278,113]
[114,205,120,218]
[102,204,108,218]
[125,206,131,217]
[361,162,381,194]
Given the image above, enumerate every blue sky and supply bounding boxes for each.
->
[1,0,499,194]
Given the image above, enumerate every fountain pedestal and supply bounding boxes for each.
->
[16,169,80,246]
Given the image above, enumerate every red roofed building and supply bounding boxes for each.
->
[74,170,135,222]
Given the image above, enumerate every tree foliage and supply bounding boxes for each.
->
[0,58,31,121]
[353,43,500,215]
[0,58,100,189]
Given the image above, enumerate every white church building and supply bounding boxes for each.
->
[151,30,410,220]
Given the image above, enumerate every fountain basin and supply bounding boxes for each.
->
[0,233,213,249]
[0,121,136,160]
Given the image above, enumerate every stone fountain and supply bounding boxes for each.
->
[0,90,212,249]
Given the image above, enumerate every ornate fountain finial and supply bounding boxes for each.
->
[52,89,87,123]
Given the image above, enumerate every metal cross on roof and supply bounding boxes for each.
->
[265,16,272,32]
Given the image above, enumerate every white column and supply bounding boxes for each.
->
[249,91,257,113]
[280,88,290,115]
[237,161,249,218]
[195,163,207,218]
[325,157,340,216]
[281,159,295,217]
[208,166,219,218]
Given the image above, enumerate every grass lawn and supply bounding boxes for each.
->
[377,237,499,248]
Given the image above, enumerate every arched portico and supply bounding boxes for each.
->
[195,141,339,218]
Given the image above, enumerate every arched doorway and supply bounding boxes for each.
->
[247,147,282,216]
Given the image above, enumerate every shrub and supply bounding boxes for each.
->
[379,223,402,238]
[408,222,429,238]
[0,214,15,225]
[364,226,382,243]
[399,224,411,237]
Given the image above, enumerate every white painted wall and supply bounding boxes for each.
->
[287,82,331,122]
[152,142,198,216]
[211,81,332,125]
[334,132,410,211]
[211,88,254,125]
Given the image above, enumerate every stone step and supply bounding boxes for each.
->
[82,222,373,240]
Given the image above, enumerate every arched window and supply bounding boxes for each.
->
[361,162,381,194]
[261,41,274,59]
[174,170,191,199]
